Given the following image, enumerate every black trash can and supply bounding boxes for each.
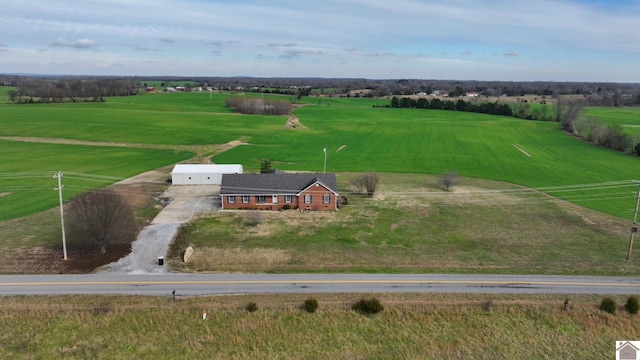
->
[158,256,164,265]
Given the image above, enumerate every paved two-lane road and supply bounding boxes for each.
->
[1,273,639,296]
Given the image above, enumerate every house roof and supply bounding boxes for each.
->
[171,164,243,175]
[220,173,338,195]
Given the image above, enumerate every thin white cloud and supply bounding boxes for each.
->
[365,52,395,57]
[130,44,160,52]
[49,38,98,49]
[0,0,638,80]
[278,49,323,60]
[268,43,297,48]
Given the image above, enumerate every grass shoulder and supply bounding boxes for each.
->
[0,293,637,358]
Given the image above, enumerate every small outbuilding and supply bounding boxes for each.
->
[171,164,243,185]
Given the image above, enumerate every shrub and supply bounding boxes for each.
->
[302,297,319,313]
[600,297,616,314]
[246,302,258,312]
[338,196,348,207]
[625,296,639,315]
[352,297,383,315]
[481,299,495,312]
[282,204,291,210]
[247,211,261,226]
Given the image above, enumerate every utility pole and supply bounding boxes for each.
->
[627,181,640,261]
[54,171,68,260]
[323,146,327,173]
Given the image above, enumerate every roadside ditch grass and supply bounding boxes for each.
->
[0,293,637,359]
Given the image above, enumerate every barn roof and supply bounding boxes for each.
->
[171,164,243,174]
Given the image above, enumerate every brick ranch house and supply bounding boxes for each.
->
[219,173,339,211]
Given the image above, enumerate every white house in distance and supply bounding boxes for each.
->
[171,164,243,185]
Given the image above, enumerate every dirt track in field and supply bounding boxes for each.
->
[0,136,248,163]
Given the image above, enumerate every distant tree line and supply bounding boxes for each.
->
[225,96,292,115]
[3,74,640,106]
[387,96,521,118]
[6,78,140,103]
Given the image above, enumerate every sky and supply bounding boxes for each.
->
[1,0,639,82]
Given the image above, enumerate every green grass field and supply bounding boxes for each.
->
[215,104,640,218]
[0,140,192,221]
[2,92,640,220]
[585,107,640,137]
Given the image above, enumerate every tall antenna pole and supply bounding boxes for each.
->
[54,171,68,260]
[627,181,640,261]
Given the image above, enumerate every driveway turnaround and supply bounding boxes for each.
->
[102,185,219,273]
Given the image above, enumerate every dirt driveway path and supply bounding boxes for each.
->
[100,186,219,274]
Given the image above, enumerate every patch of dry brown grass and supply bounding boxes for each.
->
[177,247,291,272]
[0,293,637,359]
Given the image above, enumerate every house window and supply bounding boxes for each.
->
[304,195,312,204]
[323,195,331,204]
[228,196,236,204]
[272,195,278,204]
[257,195,266,204]
[242,195,250,203]
[285,195,292,203]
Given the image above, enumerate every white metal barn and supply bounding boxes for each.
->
[171,164,243,185]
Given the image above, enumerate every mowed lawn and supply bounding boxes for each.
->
[169,173,637,276]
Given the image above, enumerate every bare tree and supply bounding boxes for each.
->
[66,190,137,254]
[225,96,292,115]
[247,211,261,226]
[602,124,633,152]
[554,96,585,132]
[438,172,460,191]
[574,116,604,142]
[351,173,380,197]
[350,176,365,194]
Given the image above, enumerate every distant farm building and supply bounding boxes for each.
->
[145,86,156,93]
[171,164,243,185]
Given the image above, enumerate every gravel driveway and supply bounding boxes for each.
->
[100,185,219,274]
